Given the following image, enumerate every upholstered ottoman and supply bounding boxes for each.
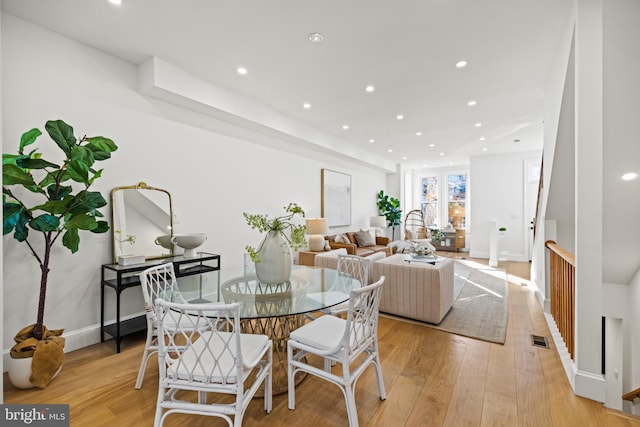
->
[372,254,454,324]
[314,248,386,285]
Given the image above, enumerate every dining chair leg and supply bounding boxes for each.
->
[344,385,359,427]
[373,345,387,399]
[287,345,296,410]
[134,335,154,389]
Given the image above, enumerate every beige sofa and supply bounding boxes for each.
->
[324,231,391,257]
[371,254,454,324]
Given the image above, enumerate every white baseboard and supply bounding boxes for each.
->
[544,312,576,389]
[575,370,606,403]
[3,312,145,372]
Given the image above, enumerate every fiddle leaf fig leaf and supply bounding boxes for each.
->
[3,164,37,188]
[90,220,110,234]
[45,120,76,157]
[70,146,95,168]
[62,228,80,253]
[86,136,117,161]
[69,191,107,214]
[16,157,60,170]
[29,214,60,232]
[65,213,97,230]
[32,199,70,215]
[19,128,42,154]
[66,159,89,183]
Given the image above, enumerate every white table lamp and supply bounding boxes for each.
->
[306,218,328,251]
[370,216,387,228]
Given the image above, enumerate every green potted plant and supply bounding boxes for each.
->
[376,190,402,239]
[3,119,117,388]
[243,203,306,283]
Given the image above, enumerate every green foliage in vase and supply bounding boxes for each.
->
[243,202,307,263]
[3,119,118,341]
[431,229,444,241]
[376,190,402,226]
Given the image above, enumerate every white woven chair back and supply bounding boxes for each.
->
[343,276,384,357]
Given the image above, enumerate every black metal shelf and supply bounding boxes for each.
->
[101,252,221,352]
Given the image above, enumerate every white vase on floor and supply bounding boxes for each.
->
[255,230,292,284]
[8,357,37,389]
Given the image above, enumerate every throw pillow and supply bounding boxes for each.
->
[355,229,376,247]
[334,233,350,244]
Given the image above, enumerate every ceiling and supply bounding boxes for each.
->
[2,0,573,170]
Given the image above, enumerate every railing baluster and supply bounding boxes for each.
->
[545,240,576,361]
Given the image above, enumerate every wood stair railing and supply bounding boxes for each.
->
[545,240,576,360]
[622,387,640,402]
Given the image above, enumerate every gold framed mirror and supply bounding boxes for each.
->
[111,182,174,263]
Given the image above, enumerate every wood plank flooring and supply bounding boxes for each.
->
[4,255,640,426]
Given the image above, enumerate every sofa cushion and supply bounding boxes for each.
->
[345,232,358,245]
[355,229,376,247]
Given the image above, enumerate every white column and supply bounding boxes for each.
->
[574,0,605,402]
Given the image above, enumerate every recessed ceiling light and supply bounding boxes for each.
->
[402,156,408,160]
[482,147,488,151]
[455,60,468,68]
[108,0,122,5]
[416,131,422,136]
[396,114,404,120]
[467,100,477,106]
[308,32,324,43]
[342,124,349,130]
[479,137,486,141]
[429,143,436,148]
[622,172,637,181]
[303,103,311,109]
[237,67,248,75]
[365,85,375,93]
[387,149,393,153]
[439,152,445,156]
[369,139,375,143]
[474,122,482,127]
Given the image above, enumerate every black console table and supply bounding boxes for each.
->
[101,252,221,353]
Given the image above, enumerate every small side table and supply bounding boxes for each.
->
[298,250,326,266]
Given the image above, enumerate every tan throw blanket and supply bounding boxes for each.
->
[10,324,65,389]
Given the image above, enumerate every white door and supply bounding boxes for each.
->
[524,158,541,261]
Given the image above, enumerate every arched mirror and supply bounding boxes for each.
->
[111,182,173,263]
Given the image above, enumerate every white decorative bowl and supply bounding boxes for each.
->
[171,233,207,258]
[154,235,173,250]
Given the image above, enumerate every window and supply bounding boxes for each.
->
[447,174,466,228]
[420,175,439,227]
[414,169,469,230]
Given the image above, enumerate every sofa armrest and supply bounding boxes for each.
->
[328,242,356,255]
[376,236,390,246]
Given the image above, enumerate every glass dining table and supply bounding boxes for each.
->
[171,264,361,395]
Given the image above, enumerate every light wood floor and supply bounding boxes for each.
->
[4,255,640,426]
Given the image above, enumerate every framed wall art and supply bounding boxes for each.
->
[321,169,351,227]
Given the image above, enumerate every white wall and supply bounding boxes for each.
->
[1,14,388,360]
[469,151,541,262]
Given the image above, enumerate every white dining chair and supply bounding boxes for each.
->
[287,276,386,427]
[135,262,191,389]
[326,254,369,314]
[154,298,273,427]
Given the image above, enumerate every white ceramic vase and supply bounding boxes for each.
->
[8,357,37,389]
[255,230,293,284]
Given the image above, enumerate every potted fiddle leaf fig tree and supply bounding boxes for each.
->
[3,119,118,388]
[376,190,402,240]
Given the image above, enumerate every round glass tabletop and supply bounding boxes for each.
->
[172,265,361,319]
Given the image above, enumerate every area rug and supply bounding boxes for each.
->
[384,260,509,344]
